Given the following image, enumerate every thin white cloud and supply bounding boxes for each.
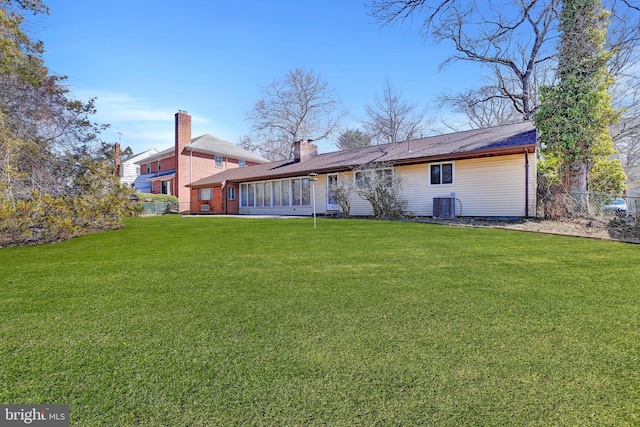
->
[70,90,215,153]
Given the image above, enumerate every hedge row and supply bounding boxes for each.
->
[0,191,142,248]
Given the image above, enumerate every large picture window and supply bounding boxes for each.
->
[240,178,312,208]
[430,162,454,185]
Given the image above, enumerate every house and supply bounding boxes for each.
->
[116,147,159,191]
[187,121,538,218]
[135,111,269,212]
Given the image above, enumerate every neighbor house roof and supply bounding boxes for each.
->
[124,148,159,164]
[135,134,269,164]
[188,121,537,188]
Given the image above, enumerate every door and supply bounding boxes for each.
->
[326,174,339,211]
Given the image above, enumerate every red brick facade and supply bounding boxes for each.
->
[137,111,264,213]
[190,182,240,215]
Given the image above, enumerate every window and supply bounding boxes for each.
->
[430,162,454,185]
[215,156,223,168]
[292,178,301,206]
[135,166,140,175]
[248,183,255,207]
[355,168,393,189]
[256,182,264,206]
[239,160,246,167]
[264,182,272,207]
[273,180,281,206]
[199,188,212,201]
[241,184,248,206]
[157,160,162,171]
[228,187,235,200]
[240,178,313,208]
[161,180,171,195]
[281,180,290,206]
[301,178,310,206]
[146,164,150,174]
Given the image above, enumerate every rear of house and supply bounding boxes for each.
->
[188,122,537,218]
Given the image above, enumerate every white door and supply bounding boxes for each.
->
[326,174,339,211]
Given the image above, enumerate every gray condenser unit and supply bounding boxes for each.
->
[433,196,455,219]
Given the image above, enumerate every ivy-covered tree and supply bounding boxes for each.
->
[535,0,624,194]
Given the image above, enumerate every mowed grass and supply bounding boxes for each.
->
[1,216,639,426]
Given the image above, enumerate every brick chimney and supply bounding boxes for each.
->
[175,111,192,213]
[293,139,318,163]
[175,110,192,155]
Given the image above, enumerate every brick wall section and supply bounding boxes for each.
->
[175,111,192,213]
[226,183,239,214]
[189,182,240,214]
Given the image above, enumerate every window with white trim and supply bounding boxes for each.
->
[228,187,235,200]
[429,162,454,185]
[157,160,162,171]
[199,188,212,201]
[240,178,311,208]
[355,168,393,189]
[215,156,223,168]
[239,160,246,167]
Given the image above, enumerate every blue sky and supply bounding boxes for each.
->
[39,0,480,154]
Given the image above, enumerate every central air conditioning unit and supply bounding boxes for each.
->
[433,196,455,219]
[200,204,210,212]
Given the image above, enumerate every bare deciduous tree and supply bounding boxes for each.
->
[362,79,432,144]
[369,0,559,122]
[246,68,346,161]
[370,1,640,127]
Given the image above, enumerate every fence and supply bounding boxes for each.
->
[537,190,638,222]
[140,202,171,216]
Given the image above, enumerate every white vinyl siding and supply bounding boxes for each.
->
[237,153,535,217]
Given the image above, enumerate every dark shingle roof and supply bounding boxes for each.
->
[189,121,536,187]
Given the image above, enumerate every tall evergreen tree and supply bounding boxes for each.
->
[535,0,623,193]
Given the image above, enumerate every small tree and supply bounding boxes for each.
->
[328,176,354,217]
[353,162,408,219]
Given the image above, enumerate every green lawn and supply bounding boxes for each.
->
[1,216,639,426]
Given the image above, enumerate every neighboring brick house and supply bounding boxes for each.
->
[187,121,538,218]
[136,111,269,212]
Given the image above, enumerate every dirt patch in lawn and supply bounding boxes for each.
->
[414,216,640,244]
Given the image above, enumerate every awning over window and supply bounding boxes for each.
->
[147,170,176,182]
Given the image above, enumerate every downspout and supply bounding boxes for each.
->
[189,148,193,183]
[525,148,530,218]
[223,180,227,214]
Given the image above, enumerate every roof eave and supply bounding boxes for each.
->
[392,143,537,166]
[187,143,537,188]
